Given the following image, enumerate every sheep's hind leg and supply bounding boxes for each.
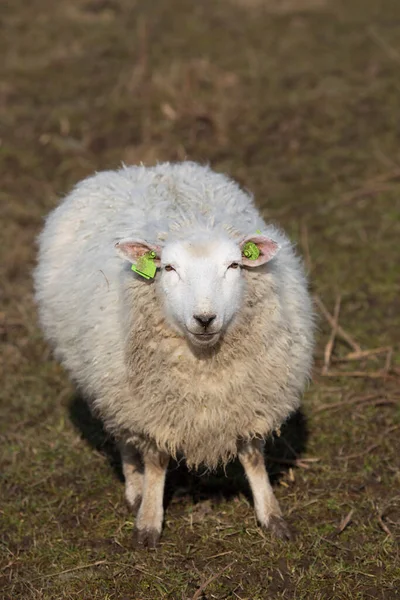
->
[133,447,169,548]
[119,441,144,515]
[238,439,292,540]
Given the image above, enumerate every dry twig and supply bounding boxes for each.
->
[191,561,235,600]
[336,346,392,362]
[314,295,361,353]
[384,347,393,374]
[320,370,394,380]
[327,345,395,378]
[340,182,398,205]
[314,392,387,414]
[319,398,396,413]
[338,163,400,205]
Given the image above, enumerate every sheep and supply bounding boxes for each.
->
[34,161,314,547]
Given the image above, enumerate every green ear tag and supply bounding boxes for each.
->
[242,241,260,260]
[131,251,157,280]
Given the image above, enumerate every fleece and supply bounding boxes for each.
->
[34,162,314,469]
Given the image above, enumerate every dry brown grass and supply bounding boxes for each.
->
[1,0,400,598]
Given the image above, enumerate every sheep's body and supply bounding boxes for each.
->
[35,161,314,545]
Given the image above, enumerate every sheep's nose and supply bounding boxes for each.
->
[193,314,217,329]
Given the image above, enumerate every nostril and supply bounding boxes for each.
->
[193,314,217,328]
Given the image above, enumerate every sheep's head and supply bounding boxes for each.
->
[116,234,279,348]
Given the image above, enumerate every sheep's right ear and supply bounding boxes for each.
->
[240,235,280,267]
[115,239,162,267]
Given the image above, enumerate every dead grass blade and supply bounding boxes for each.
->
[300,220,312,273]
[314,392,398,413]
[112,562,164,581]
[0,561,15,572]
[368,27,400,64]
[37,560,108,581]
[191,561,235,600]
[377,513,393,538]
[322,294,341,375]
[265,456,320,469]
[205,550,234,560]
[336,509,354,535]
[320,370,395,380]
[339,424,400,460]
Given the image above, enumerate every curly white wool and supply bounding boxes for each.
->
[34,161,314,545]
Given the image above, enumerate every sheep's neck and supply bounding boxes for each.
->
[125,272,278,369]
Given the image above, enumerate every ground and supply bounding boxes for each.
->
[1,0,400,598]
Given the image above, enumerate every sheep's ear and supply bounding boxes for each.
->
[115,239,162,267]
[240,235,280,267]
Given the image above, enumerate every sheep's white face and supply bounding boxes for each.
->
[116,234,279,349]
[159,238,244,347]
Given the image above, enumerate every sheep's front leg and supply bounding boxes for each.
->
[120,441,144,514]
[133,447,169,548]
[239,439,292,540]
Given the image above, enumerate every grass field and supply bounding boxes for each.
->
[1,0,400,598]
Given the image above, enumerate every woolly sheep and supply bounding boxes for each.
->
[34,161,314,547]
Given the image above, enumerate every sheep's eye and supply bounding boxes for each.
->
[164,265,175,272]
[228,262,240,269]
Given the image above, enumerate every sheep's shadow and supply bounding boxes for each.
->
[68,394,124,482]
[165,409,308,507]
[68,394,308,507]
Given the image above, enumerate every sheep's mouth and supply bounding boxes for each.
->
[187,330,221,346]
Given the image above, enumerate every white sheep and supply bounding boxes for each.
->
[34,161,314,547]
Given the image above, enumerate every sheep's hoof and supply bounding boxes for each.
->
[133,526,161,548]
[266,515,293,541]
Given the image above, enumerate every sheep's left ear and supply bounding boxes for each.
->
[115,239,162,267]
[240,235,280,267]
